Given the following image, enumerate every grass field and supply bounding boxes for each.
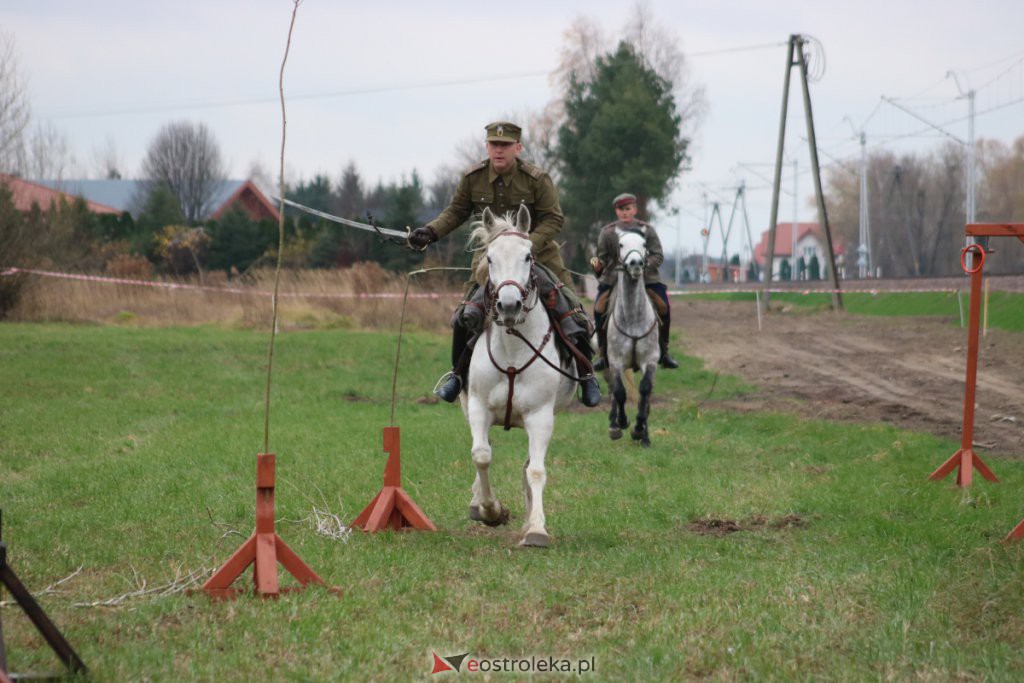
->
[2,321,1024,680]
[690,289,1024,332]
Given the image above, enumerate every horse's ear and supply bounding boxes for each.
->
[482,207,496,230]
[515,204,531,234]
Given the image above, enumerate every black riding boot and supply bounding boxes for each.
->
[658,316,679,369]
[574,332,602,407]
[592,326,608,371]
[435,322,470,402]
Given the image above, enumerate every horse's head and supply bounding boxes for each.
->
[470,205,534,327]
[618,231,648,281]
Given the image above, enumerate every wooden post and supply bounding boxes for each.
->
[0,511,87,679]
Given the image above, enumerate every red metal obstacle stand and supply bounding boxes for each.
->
[927,241,1000,488]
[202,454,331,598]
[927,224,1024,541]
[351,427,436,532]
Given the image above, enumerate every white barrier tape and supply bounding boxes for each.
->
[0,267,460,300]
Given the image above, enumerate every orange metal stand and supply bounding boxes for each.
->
[928,243,999,487]
[352,427,436,532]
[202,454,330,598]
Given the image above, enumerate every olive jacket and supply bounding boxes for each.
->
[594,220,665,286]
[426,158,572,290]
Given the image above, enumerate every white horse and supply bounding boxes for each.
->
[605,231,660,447]
[461,205,577,547]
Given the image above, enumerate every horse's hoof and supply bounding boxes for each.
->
[468,505,482,522]
[609,427,623,440]
[477,504,510,527]
[520,532,549,548]
[630,429,643,441]
[641,438,651,448]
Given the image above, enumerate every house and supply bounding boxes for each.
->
[29,179,280,223]
[753,222,845,281]
[1,174,121,215]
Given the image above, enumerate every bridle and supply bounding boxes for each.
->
[611,241,658,368]
[486,231,538,327]
[481,231,591,429]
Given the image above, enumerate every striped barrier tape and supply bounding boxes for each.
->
[1,267,966,299]
[0,267,460,300]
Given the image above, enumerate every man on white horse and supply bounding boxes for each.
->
[407,121,602,407]
[590,192,679,371]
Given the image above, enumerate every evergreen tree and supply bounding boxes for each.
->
[809,254,821,280]
[135,184,186,260]
[206,207,277,273]
[557,42,689,269]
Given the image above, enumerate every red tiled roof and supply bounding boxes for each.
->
[210,180,280,222]
[753,223,845,264]
[1,174,121,215]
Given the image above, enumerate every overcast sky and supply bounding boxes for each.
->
[4,0,1024,255]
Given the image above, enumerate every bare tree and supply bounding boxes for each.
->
[140,120,226,223]
[245,157,275,197]
[0,32,31,173]
[24,121,78,181]
[623,1,706,140]
[91,135,125,179]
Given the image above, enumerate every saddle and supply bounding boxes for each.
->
[595,286,667,329]
[454,265,594,363]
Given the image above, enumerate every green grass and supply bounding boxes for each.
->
[2,323,1024,680]
[691,289,1024,331]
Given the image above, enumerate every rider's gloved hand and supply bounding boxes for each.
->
[408,226,438,250]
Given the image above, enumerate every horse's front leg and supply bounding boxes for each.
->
[608,369,629,440]
[520,408,554,547]
[631,364,656,448]
[468,398,508,526]
[607,371,623,440]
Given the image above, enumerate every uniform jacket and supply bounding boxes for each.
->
[595,219,665,286]
[426,158,571,289]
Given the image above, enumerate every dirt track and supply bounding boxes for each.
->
[676,296,1024,458]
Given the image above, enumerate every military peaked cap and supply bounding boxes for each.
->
[485,121,522,143]
[613,192,637,209]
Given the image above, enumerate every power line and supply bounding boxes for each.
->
[42,70,552,120]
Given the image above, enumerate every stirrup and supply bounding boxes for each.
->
[592,357,607,371]
[433,371,463,403]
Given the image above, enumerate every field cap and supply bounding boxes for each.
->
[485,121,522,143]
[613,192,637,209]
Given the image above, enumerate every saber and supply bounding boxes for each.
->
[272,196,410,240]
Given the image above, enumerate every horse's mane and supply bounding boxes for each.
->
[467,211,525,250]
[468,211,528,284]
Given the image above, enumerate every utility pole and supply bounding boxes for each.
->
[857,131,872,278]
[791,158,798,279]
[883,74,979,260]
[761,34,844,312]
[674,212,682,286]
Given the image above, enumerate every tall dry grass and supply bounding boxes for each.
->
[7,262,462,332]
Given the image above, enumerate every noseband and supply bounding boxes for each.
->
[618,248,647,271]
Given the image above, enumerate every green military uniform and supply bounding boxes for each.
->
[595,219,666,286]
[421,121,600,407]
[426,156,573,293]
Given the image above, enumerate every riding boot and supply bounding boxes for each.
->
[435,322,470,402]
[592,325,608,371]
[658,316,679,369]
[573,332,602,407]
